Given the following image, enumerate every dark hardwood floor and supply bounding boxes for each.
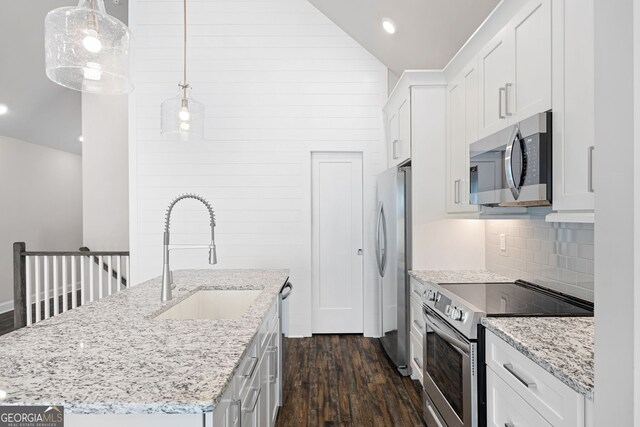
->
[0,310,13,336]
[276,335,425,427]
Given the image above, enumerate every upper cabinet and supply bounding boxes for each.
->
[549,0,595,219]
[386,96,411,168]
[446,60,480,213]
[478,0,551,139]
[384,72,447,169]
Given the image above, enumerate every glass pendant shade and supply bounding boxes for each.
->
[161,87,205,141]
[44,0,133,94]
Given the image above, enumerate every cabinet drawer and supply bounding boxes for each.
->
[259,300,278,353]
[410,331,424,385]
[487,366,552,427]
[235,339,259,397]
[410,277,426,300]
[485,331,584,426]
[410,295,425,340]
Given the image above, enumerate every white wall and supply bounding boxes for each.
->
[0,135,83,310]
[129,0,388,337]
[594,0,635,424]
[82,94,130,251]
[410,85,486,270]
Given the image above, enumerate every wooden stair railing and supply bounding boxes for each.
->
[13,242,130,329]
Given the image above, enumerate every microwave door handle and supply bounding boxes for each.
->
[423,308,470,355]
[504,126,521,200]
[375,203,383,277]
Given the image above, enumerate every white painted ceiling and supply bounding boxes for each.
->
[0,0,127,155]
[307,0,500,76]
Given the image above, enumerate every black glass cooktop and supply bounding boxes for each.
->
[439,280,593,316]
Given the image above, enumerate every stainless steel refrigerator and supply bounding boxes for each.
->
[375,165,412,376]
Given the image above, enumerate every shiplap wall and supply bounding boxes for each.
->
[129,0,388,337]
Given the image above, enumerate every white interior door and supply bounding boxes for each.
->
[311,152,363,333]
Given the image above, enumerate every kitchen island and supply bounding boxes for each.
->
[0,269,289,427]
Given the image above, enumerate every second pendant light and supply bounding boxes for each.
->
[160,0,205,141]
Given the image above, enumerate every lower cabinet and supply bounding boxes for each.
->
[409,278,425,386]
[485,330,592,427]
[212,298,281,427]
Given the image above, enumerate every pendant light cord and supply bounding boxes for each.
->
[182,0,188,100]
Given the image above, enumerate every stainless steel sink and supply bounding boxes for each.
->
[155,289,261,320]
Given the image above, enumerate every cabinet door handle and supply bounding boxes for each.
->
[242,387,261,413]
[499,87,506,119]
[505,83,513,116]
[503,363,537,389]
[241,356,258,378]
[268,346,278,383]
[454,179,460,204]
[392,139,399,159]
[413,319,423,331]
[588,146,595,193]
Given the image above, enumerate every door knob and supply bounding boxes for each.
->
[357,249,363,255]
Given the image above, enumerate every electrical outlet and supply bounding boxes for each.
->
[500,234,507,252]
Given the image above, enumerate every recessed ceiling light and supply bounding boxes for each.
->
[382,18,397,34]
[78,135,84,142]
[0,104,8,115]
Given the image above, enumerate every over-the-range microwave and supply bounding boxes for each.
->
[469,111,552,207]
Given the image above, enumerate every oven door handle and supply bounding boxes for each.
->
[423,308,470,355]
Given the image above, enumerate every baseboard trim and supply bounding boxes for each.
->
[0,300,13,314]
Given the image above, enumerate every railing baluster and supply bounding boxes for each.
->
[26,257,32,326]
[107,256,113,296]
[80,256,86,306]
[98,256,104,299]
[43,256,50,320]
[117,256,122,292]
[71,256,77,309]
[89,256,95,303]
[34,256,41,323]
[53,256,59,316]
[62,256,68,313]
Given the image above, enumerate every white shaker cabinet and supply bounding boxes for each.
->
[486,331,591,427]
[478,0,551,139]
[447,60,481,213]
[386,98,411,168]
[548,0,595,220]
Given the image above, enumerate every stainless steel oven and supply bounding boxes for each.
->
[469,111,552,207]
[422,305,477,427]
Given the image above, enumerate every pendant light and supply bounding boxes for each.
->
[44,0,133,94]
[160,0,205,141]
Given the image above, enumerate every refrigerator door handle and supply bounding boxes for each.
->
[375,202,384,277]
[380,204,387,276]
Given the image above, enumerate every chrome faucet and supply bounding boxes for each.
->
[162,193,217,302]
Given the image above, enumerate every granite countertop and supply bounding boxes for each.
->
[482,317,594,399]
[0,269,289,414]
[409,269,514,284]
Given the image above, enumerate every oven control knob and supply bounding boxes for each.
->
[426,290,436,301]
[450,308,465,321]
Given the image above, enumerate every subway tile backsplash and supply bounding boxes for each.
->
[485,218,594,302]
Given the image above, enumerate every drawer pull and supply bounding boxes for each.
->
[413,319,423,331]
[505,423,515,427]
[242,387,261,413]
[413,357,423,370]
[241,356,258,378]
[503,363,536,389]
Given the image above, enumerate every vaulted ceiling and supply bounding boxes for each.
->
[0,0,127,154]
[307,0,500,76]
